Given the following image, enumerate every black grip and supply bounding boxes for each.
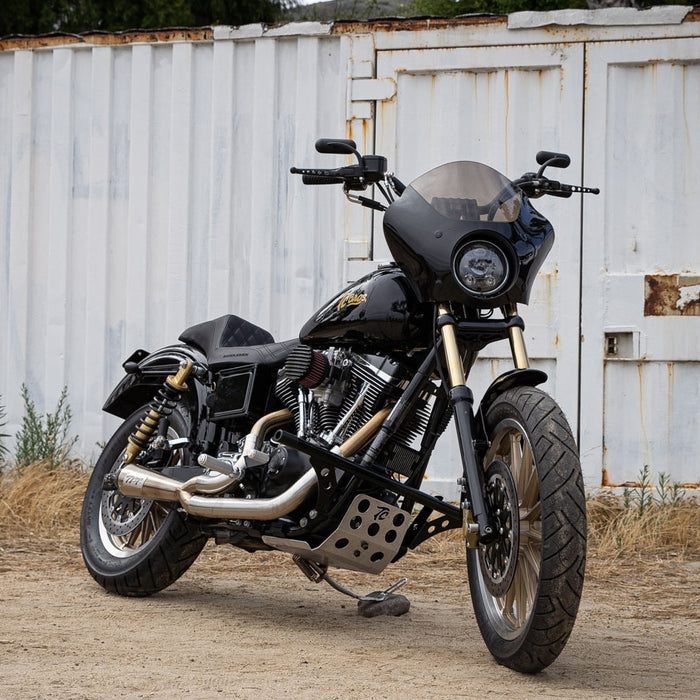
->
[302,174,344,185]
[536,151,571,168]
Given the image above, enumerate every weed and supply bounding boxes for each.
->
[656,471,684,508]
[623,464,654,517]
[0,396,9,463]
[14,385,78,471]
[589,466,697,560]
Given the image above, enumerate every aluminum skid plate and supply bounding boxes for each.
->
[263,494,412,574]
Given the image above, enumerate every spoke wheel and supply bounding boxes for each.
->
[80,404,207,596]
[98,423,181,558]
[467,387,586,673]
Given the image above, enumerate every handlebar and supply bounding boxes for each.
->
[512,175,599,198]
[290,167,353,186]
[290,154,388,191]
[292,139,598,212]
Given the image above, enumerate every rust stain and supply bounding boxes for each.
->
[331,15,507,35]
[637,362,649,463]
[602,480,700,489]
[0,27,213,51]
[644,274,700,316]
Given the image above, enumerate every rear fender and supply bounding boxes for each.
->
[103,344,208,420]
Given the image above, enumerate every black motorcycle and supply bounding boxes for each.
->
[81,139,597,673]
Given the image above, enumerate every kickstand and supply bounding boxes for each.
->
[293,554,410,617]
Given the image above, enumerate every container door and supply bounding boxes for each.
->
[582,37,700,487]
[368,43,586,495]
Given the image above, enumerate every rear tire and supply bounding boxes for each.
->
[467,387,586,673]
[80,405,207,596]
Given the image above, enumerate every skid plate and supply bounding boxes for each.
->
[263,494,412,574]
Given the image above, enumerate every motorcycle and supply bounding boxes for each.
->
[80,139,597,673]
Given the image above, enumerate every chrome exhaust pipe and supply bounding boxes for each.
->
[117,461,318,520]
[117,464,183,502]
[179,467,318,519]
[117,409,294,507]
[116,406,390,522]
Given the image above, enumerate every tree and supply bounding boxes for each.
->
[0,0,295,36]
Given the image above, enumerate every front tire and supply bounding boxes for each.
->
[80,405,207,596]
[467,387,586,673]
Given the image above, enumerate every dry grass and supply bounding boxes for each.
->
[1,461,698,565]
[587,489,700,560]
[0,460,90,540]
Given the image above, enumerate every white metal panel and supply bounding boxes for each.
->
[0,31,349,460]
[582,37,700,486]
[373,43,585,495]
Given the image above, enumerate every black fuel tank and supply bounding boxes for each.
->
[299,265,430,352]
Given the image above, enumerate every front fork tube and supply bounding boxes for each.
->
[437,305,493,542]
[505,303,530,369]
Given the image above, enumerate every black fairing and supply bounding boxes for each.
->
[382,165,554,307]
[300,265,431,352]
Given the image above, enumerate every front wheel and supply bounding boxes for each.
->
[467,387,586,673]
[80,404,207,596]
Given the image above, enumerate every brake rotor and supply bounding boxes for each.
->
[101,471,154,537]
[479,459,520,597]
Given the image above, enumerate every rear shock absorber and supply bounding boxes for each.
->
[123,360,194,465]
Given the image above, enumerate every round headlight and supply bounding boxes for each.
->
[454,240,510,297]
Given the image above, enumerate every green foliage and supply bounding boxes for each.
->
[290,0,404,20]
[623,464,684,517]
[3,0,693,34]
[655,470,684,509]
[0,396,9,463]
[14,385,78,471]
[0,0,294,36]
[623,464,654,516]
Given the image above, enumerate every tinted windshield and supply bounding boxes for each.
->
[410,161,521,223]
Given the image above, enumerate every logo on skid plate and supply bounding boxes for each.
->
[336,291,367,311]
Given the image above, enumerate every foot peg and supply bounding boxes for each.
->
[293,554,410,617]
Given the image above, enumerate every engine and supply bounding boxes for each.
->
[203,346,440,508]
[274,345,435,471]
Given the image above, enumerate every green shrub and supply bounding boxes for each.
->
[0,395,9,463]
[14,385,78,471]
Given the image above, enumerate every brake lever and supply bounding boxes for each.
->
[291,164,368,189]
[561,183,600,195]
[517,177,600,198]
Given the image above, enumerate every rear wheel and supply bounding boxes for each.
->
[467,387,586,673]
[80,405,207,596]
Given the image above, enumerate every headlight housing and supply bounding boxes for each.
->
[453,239,513,298]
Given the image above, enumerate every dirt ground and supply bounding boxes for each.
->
[1,534,698,700]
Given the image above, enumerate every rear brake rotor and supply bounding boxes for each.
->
[101,472,154,537]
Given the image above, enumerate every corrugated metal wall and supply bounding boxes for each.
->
[1,10,699,492]
[1,26,356,455]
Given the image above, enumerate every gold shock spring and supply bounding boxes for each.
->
[122,360,194,465]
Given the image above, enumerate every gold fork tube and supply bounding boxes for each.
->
[505,304,530,369]
[438,304,466,388]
